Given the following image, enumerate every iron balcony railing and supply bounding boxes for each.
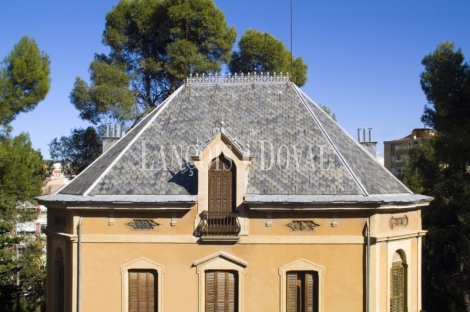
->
[196,210,240,236]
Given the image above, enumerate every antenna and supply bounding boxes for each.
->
[185,0,189,80]
[290,0,293,79]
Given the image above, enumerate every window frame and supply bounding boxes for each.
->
[205,270,238,311]
[121,258,164,312]
[208,155,236,214]
[286,271,319,312]
[128,269,157,312]
[279,259,325,312]
[194,252,247,312]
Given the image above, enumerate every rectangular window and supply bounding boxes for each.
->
[287,271,319,312]
[206,271,237,312]
[129,270,157,312]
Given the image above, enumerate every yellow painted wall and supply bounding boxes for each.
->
[79,242,365,312]
[46,206,424,312]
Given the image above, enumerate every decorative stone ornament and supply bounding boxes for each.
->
[127,219,159,230]
[285,220,320,232]
[108,210,115,226]
[187,72,290,85]
[331,212,338,227]
[389,215,408,229]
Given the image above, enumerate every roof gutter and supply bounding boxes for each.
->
[366,218,370,312]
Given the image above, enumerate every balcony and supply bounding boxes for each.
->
[196,211,240,242]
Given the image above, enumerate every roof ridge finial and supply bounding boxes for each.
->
[220,117,226,134]
[186,71,290,85]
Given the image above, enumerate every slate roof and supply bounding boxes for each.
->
[52,74,416,202]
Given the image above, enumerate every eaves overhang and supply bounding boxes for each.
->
[36,194,196,210]
[245,194,433,211]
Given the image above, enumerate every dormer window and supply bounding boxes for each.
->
[196,155,240,238]
[191,133,253,238]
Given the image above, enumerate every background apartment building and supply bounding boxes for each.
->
[384,128,435,176]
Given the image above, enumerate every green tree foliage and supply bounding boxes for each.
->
[71,0,236,124]
[0,36,50,132]
[228,29,308,86]
[0,133,46,312]
[320,105,337,121]
[49,126,102,178]
[400,42,470,312]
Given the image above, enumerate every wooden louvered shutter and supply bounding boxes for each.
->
[209,157,234,213]
[206,272,216,312]
[287,273,298,312]
[129,270,156,312]
[226,272,236,312]
[287,272,319,312]
[305,273,314,312]
[390,265,405,312]
[206,271,236,312]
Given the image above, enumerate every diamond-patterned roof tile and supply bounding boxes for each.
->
[59,79,410,196]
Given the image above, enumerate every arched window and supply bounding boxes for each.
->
[54,248,65,312]
[208,155,235,213]
[197,154,239,237]
[390,251,406,312]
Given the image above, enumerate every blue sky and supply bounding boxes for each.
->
[2,0,469,158]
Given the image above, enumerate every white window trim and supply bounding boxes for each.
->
[389,249,408,312]
[194,252,247,312]
[279,259,326,312]
[121,257,164,312]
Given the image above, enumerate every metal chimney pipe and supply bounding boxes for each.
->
[368,128,373,142]
[106,124,110,137]
[357,129,361,142]
[362,128,366,142]
[116,124,122,137]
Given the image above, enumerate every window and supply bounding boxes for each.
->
[208,155,235,213]
[287,271,319,312]
[390,252,406,312]
[121,258,164,312]
[194,252,247,312]
[54,248,65,312]
[129,270,157,312]
[205,271,237,312]
[279,259,325,312]
[198,155,240,237]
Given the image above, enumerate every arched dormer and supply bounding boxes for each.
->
[191,132,253,238]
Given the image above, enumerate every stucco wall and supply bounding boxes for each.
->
[79,242,365,312]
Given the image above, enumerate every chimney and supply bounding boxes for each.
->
[358,127,377,157]
[102,123,124,153]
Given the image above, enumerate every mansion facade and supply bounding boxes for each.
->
[38,74,430,312]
